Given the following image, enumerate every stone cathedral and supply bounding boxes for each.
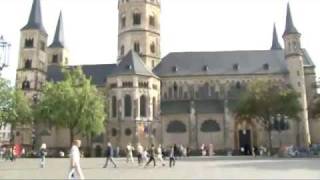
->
[15,0,320,155]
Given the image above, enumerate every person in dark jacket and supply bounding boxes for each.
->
[144,144,156,167]
[169,146,176,168]
[103,142,117,168]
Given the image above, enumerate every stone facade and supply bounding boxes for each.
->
[14,0,319,156]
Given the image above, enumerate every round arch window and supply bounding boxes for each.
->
[167,120,186,133]
[125,128,132,136]
[200,120,220,132]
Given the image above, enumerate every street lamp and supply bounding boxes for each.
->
[0,35,11,72]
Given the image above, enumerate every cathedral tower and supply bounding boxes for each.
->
[117,0,161,70]
[15,0,48,145]
[282,3,311,146]
[16,0,47,100]
[48,12,69,66]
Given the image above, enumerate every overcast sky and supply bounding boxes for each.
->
[0,0,319,83]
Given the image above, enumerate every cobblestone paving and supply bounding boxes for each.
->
[0,157,320,179]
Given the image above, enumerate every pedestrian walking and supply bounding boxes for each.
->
[39,143,47,168]
[126,143,134,163]
[68,140,85,180]
[136,143,144,165]
[157,144,165,166]
[169,146,176,168]
[142,149,148,162]
[144,144,156,168]
[103,142,117,168]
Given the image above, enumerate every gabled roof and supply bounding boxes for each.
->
[283,3,299,36]
[47,64,117,87]
[49,12,65,48]
[271,24,282,50]
[154,50,289,77]
[111,50,158,78]
[21,0,47,34]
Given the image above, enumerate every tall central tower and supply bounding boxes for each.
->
[118,0,161,70]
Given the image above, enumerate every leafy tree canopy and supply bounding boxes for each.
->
[35,67,106,145]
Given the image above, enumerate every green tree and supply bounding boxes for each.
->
[0,78,33,144]
[35,67,106,146]
[234,80,301,155]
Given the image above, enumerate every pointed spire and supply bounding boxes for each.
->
[283,3,299,36]
[21,0,47,34]
[49,11,65,48]
[271,24,282,50]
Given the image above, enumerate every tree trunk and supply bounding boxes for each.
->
[267,129,272,156]
[296,121,301,147]
[69,129,74,147]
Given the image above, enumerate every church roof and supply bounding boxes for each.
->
[21,0,47,34]
[111,50,158,78]
[49,12,65,48]
[271,24,282,50]
[154,49,314,77]
[47,64,117,87]
[283,3,299,36]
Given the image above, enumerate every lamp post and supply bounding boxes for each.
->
[0,35,11,73]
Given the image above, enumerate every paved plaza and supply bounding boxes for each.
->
[1,157,320,179]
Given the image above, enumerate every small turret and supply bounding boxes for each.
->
[270,24,282,50]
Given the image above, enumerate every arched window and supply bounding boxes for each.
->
[178,87,183,99]
[200,120,221,132]
[236,82,241,89]
[168,87,173,99]
[167,120,186,133]
[152,97,156,118]
[121,45,125,56]
[24,38,34,48]
[22,80,30,90]
[150,42,155,54]
[24,59,32,69]
[149,15,155,26]
[173,82,178,99]
[140,95,147,117]
[133,12,141,25]
[121,15,126,28]
[112,96,117,118]
[52,55,58,63]
[134,42,140,53]
[204,82,210,97]
[124,95,132,117]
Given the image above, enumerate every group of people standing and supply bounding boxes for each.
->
[103,142,178,168]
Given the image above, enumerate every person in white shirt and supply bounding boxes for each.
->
[157,144,165,166]
[68,140,84,180]
[126,143,134,163]
[39,143,47,168]
[136,143,144,165]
